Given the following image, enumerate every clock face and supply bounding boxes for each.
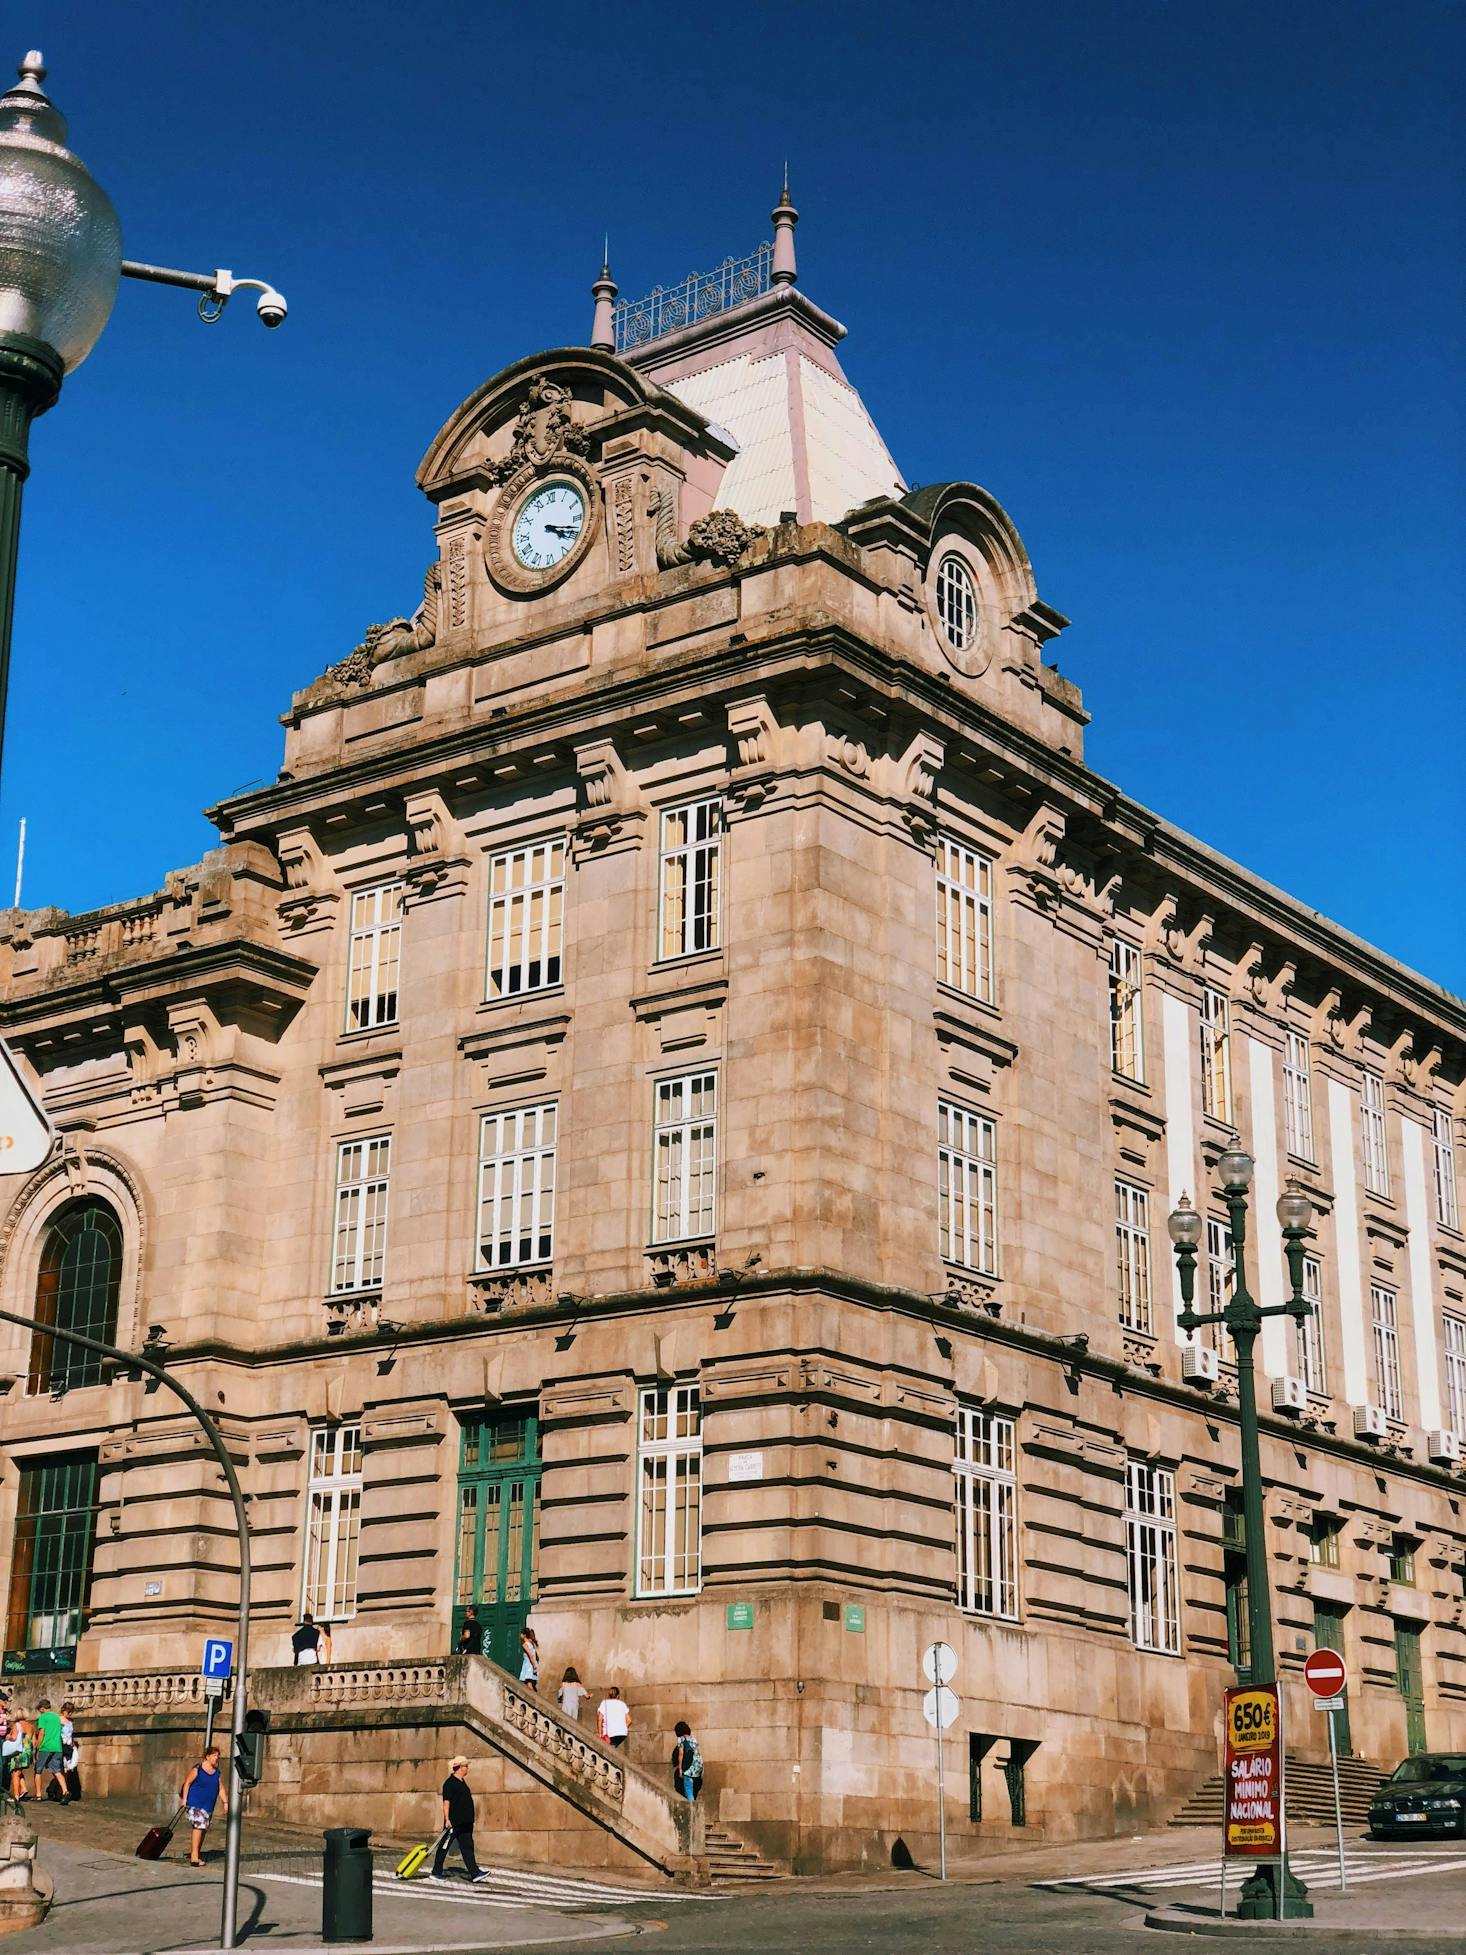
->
[511,480,586,572]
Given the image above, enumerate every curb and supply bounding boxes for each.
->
[1144,1905,1458,1944]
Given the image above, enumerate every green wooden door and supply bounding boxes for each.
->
[1312,1603,1352,1755]
[453,1413,540,1671]
[1394,1623,1427,1755]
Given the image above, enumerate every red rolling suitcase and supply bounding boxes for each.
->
[135,1808,182,1861]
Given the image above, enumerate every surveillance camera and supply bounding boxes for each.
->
[255,288,287,329]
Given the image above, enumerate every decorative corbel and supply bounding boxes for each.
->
[573,737,645,857]
[725,696,780,813]
[1386,1029,1427,1093]
[402,787,470,906]
[1002,804,1066,912]
[897,730,945,847]
[276,827,341,938]
[165,999,222,1105]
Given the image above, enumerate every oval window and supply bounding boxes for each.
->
[934,553,978,655]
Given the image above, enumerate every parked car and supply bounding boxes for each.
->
[1368,1753,1466,1839]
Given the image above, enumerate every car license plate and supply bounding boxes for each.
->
[1397,1813,1426,1822]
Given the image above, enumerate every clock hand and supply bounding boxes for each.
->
[545,523,581,537]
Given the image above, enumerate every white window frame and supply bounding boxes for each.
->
[635,1383,702,1597]
[1202,1216,1234,1352]
[1294,1253,1326,1395]
[1125,1459,1180,1655]
[476,1103,557,1271]
[938,1101,998,1277]
[301,1422,363,1623]
[486,837,565,1000]
[1370,1283,1403,1421]
[934,553,978,653]
[1443,1314,1466,1438]
[1200,986,1232,1125]
[1360,1070,1390,1197]
[936,837,995,1004]
[344,882,404,1032]
[657,799,722,962]
[954,1407,1017,1618]
[651,1072,718,1244]
[1109,939,1146,1082]
[1282,1029,1314,1159]
[330,1135,391,1293]
[1115,1180,1153,1334]
[1433,1108,1459,1232]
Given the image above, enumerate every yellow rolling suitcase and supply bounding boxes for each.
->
[395,1829,449,1879]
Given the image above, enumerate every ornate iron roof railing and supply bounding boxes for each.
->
[614,242,773,354]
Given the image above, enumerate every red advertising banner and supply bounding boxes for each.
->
[1223,1683,1284,1859]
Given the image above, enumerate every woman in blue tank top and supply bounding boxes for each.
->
[181,1746,226,1868]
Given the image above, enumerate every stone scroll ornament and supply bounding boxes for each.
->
[650,486,765,570]
[324,563,442,689]
[483,374,592,484]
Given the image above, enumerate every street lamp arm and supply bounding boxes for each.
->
[0,1304,253,1948]
[121,260,287,328]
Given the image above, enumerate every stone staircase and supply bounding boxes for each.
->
[704,1822,781,1881]
[1170,1752,1386,1828]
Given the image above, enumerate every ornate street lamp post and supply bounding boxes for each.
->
[0,50,285,780]
[1168,1155,1316,1920]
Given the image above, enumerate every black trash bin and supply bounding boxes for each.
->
[322,1826,373,1944]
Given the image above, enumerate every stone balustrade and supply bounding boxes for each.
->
[501,1681,626,1807]
[60,1671,227,1711]
[309,1661,448,1706]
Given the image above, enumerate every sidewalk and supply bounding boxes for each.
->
[1145,1892,1466,1945]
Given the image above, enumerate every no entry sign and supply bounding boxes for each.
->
[1224,1683,1284,1860]
[1303,1649,1347,1699]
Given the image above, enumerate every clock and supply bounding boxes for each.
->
[511,479,586,572]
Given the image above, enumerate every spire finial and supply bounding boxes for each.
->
[771,166,798,289]
[590,241,618,352]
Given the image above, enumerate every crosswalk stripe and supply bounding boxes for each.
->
[260,1866,714,1912]
[1037,1849,1466,1893]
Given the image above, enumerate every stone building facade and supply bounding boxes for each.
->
[0,194,1463,1871]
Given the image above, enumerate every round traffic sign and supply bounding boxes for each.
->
[922,1641,957,1685]
[1303,1649,1347,1698]
[922,1684,960,1730]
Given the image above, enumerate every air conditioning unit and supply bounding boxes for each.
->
[1271,1375,1307,1415]
[1426,1429,1463,1465]
[1353,1403,1388,1443]
[1182,1344,1220,1386]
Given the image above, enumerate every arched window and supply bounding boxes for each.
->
[28,1200,124,1394]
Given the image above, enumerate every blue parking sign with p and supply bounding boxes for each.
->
[201,1638,233,1679]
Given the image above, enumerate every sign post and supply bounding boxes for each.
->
[1223,1683,1286,1920]
[921,1642,959,1883]
[1304,1649,1350,1892]
[201,1638,233,1754]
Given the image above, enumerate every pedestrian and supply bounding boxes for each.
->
[431,1755,491,1884]
[455,1606,483,1657]
[60,1703,81,1803]
[32,1700,65,1804]
[292,1611,332,1665]
[557,1667,588,1722]
[181,1744,226,1868]
[518,1624,540,1692]
[671,1720,703,1801]
[597,1686,630,1749]
[2,1710,30,1801]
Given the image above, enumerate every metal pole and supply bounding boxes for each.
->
[0,1305,251,1948]
[936,1689,946,1882]
[13,815,24,907]
[0,336,64,788]
[1328,1708,1347,1892]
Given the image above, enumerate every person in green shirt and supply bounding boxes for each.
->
[32,1701,66,1803]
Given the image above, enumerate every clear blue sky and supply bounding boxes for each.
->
[9,1,1464,991]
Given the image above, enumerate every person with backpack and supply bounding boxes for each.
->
[181,1745,226,1867]
[671,1720,703,1801]
[2,1710,30,1802]
[32,1701,65,1804]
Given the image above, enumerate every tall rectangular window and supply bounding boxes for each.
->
[1282,1030,1314,1159]
[636,1384,701,1597]
[1109,940,1145,1082]
[477,1104,557,1269]
[345,882,404,1032]
[954,1407,1017,1618]
[1443,1315,1466,1436]
[1203,1216,1234,1352]
[1200,986,1232,1125]
[1361,1070,1390,1197]
[3,1453,98,1664]
[1433,1108,1460,1232]
[1370,1283,1403,1421]
[652,1073,718,1243]
[1125,1460,1180,1654]
[938,1102,998,1276]
[658,799,722,960]
[1115,1180,1153,1334]
[487,838,565,999]
[1294,1253,1326,1395]
[331,1136,391,1292]
[302,1423,363,1622]
[936,838,994,1003]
